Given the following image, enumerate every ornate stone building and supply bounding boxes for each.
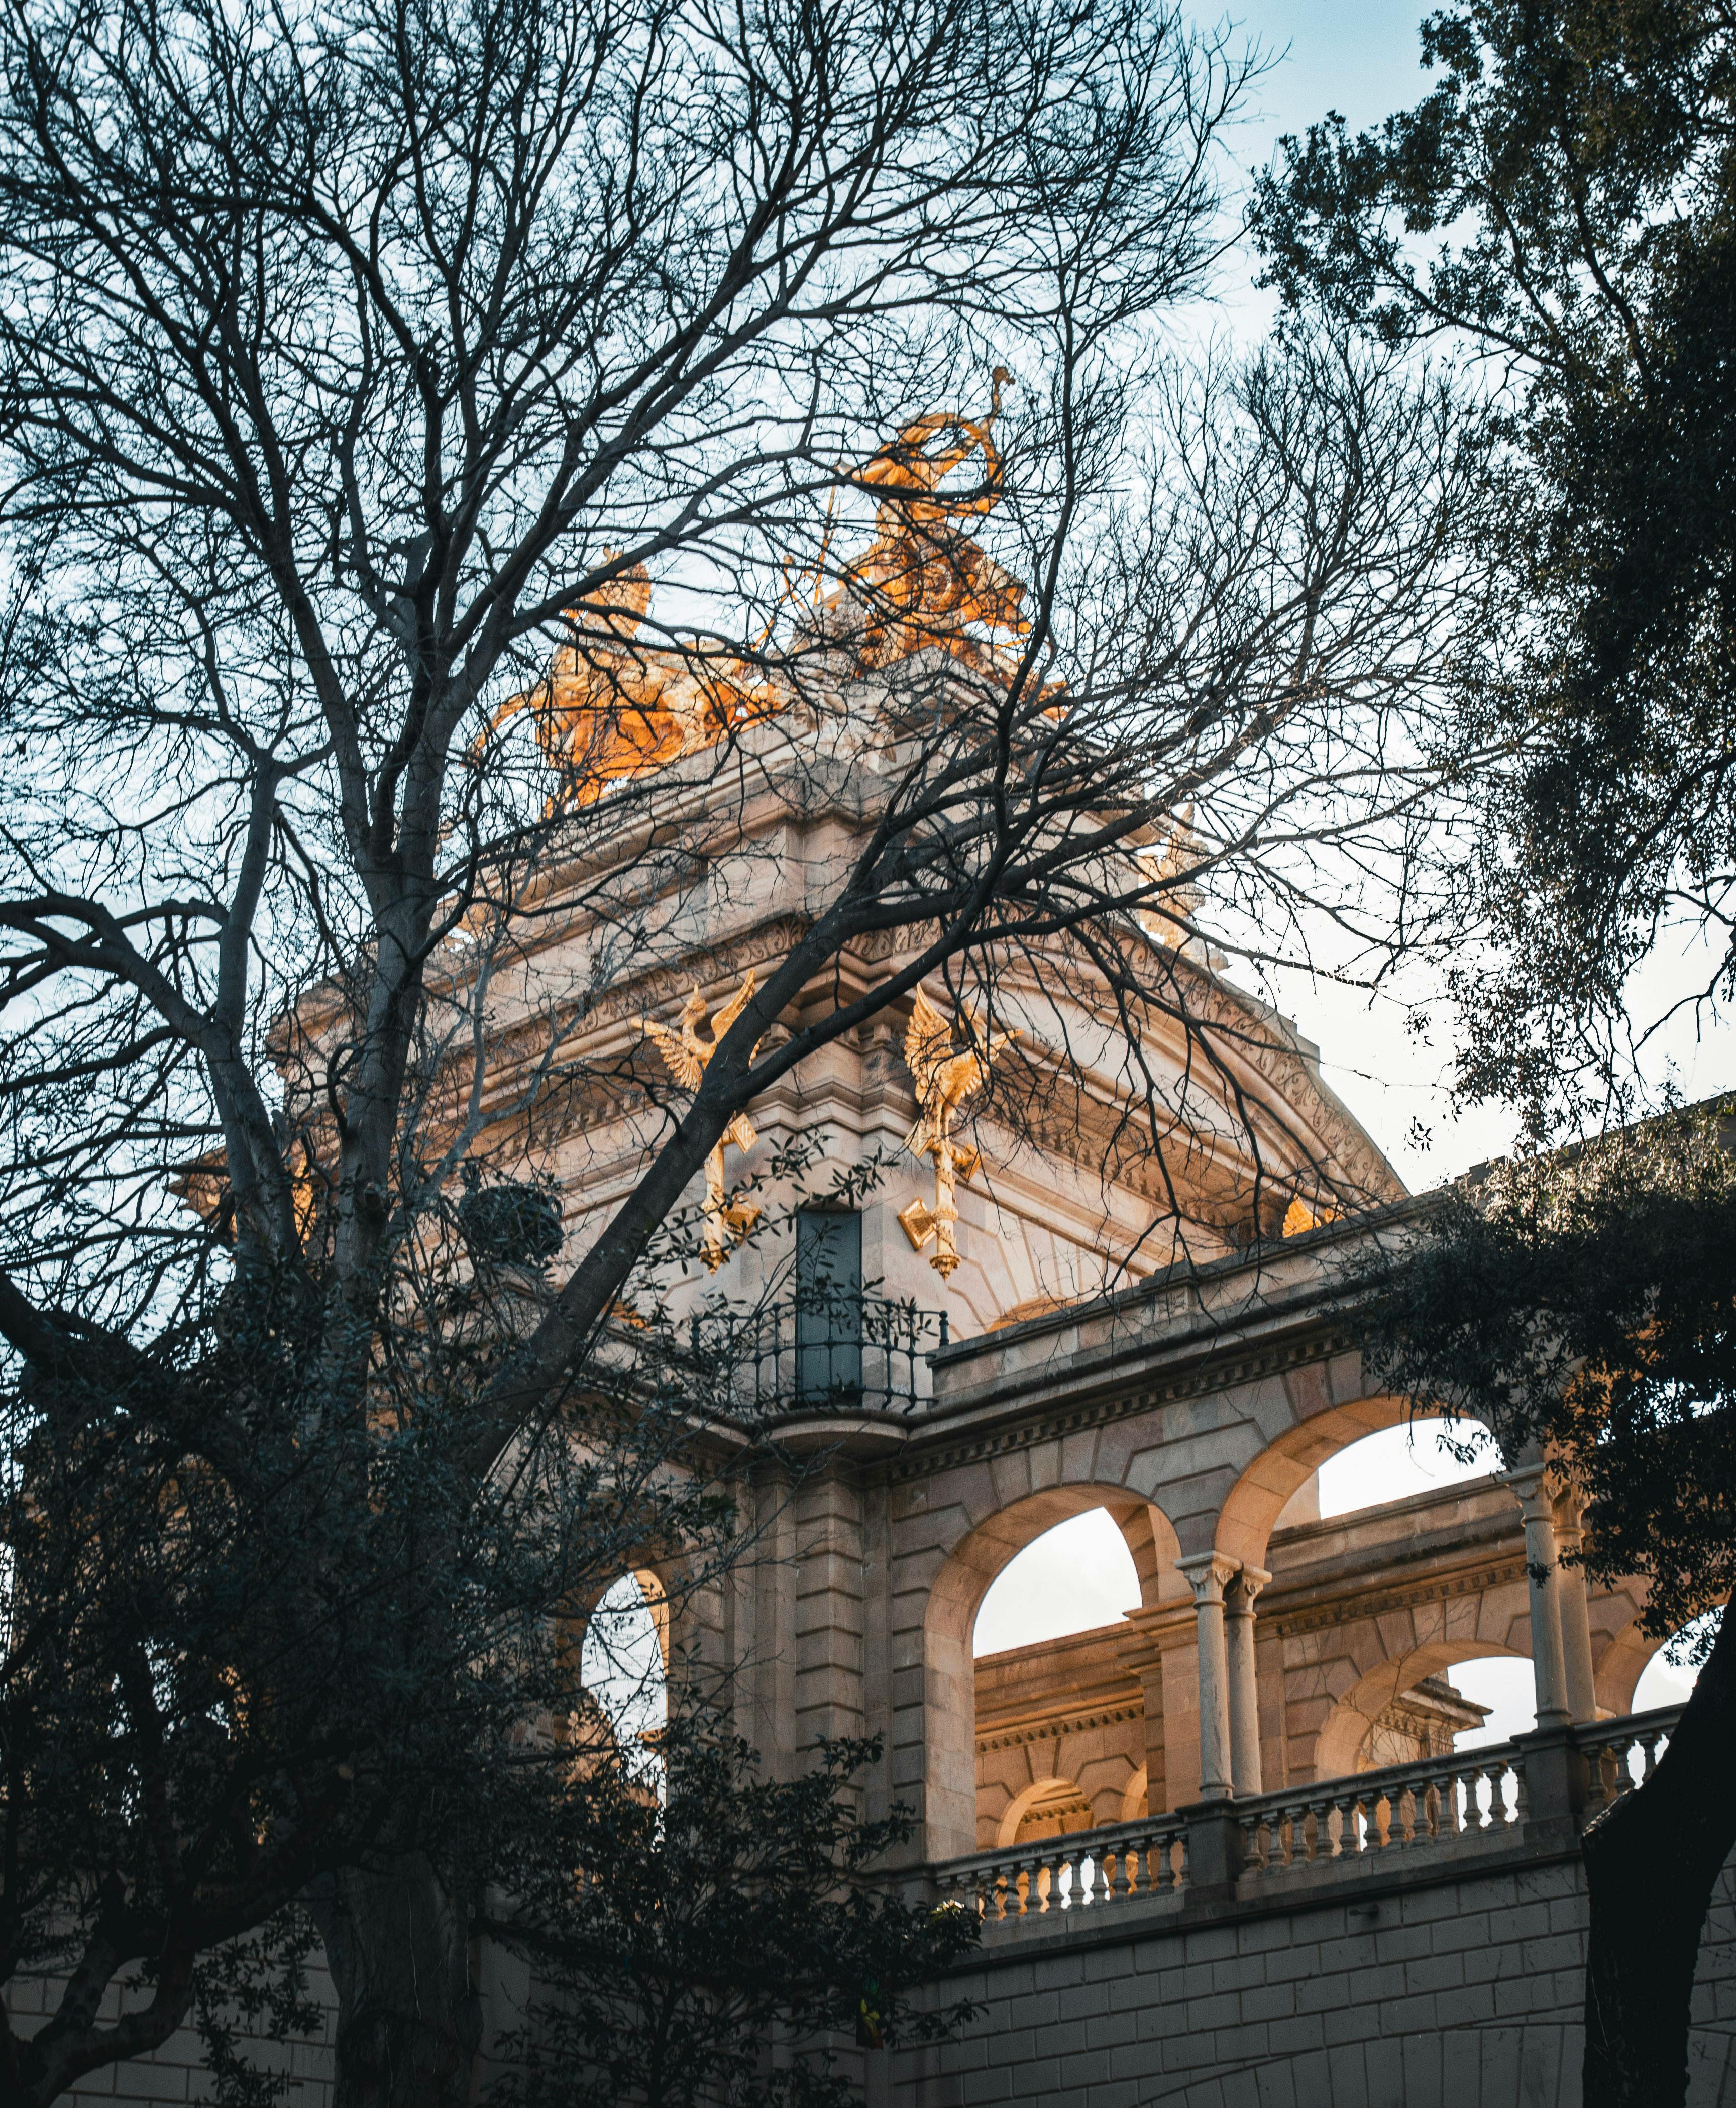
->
[61,405,1736,2108]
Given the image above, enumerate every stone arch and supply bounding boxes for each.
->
[1213,1393,1462,1570]
[1120,1764,1149,1823]
[1595,1617,1661,1717]
[995,1774,1092,1848]
[921,1479,1184,1861]
[1593,1603,1711,1718]
[1313,1639,1528,1780]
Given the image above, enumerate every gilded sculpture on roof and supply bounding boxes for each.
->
[495,373,1027,805]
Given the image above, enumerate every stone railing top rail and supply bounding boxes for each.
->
[1573,1702,1685,1750]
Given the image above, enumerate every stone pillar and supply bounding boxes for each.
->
[1118,1600,1193,1811]
[1174,1552,1239,1801]
[1552,1486,1598,1723]
[1502,1465,1572,1730]
[1224,1563,1271,1798]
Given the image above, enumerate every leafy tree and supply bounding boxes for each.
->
[1254,0,1736,1123]
[1367,1100,1736,2108]
[489,1717,977,2108]
[0,0,1498,2092]
[1,1213,735,2108]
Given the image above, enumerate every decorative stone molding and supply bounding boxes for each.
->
[975,1700,1146,1755]
[1269,1557,1529,1639]
[882,1327,1357,1485]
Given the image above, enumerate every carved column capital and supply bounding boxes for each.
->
[1174,1551,1240,1607]
[1498,1461,1556,1524]
[1225,1563,1272,1617]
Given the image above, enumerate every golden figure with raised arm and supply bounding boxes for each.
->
[897,987,1019,1279]
[641,971,762,1272]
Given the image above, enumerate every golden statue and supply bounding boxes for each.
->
[641,971,763,1271]
[492,373,1029,802]
[845,368,1030,671]
[897,987,1018,1279]
[493,562,777,808]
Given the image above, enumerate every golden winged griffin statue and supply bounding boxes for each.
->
[640,971,762,1272]
[898,988,1018,1280]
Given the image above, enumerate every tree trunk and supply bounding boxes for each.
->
[1583,1598,1736,2107]
[316,1857,479,2108]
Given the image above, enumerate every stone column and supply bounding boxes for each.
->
[1224,1563,1271,1797]
[1552,1486,1598,1723]
[1502,1465,1572,1730]
[1174,1552,1239,1801]
[1117,1600,1194,1811]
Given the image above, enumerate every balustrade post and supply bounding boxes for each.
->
[1224,1562,1271,1798]
[1180,1798,1245,1902]
[1175,1551,1239,1801]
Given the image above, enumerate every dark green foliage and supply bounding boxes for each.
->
[1362,1101,1736,2103]
[0,1250,729,2108]
[1367,1100,1736,1638]
[489,1719,979,2108]
[1254,1,1736,1114]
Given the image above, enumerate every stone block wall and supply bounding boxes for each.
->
[23,1849,1736,2105]
[890,1850,1736,2108]
[19,1954,337,2108]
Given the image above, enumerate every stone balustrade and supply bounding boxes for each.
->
[930,1702,1687,1939]
[932,1810,1190,1924]
[1577,1702,1683,1817]
[1237,1740,1527,1880]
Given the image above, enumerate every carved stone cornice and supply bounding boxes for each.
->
[975,1699,1146,1754]
[881,1326,1356,1486]
[1267,1556,1529,1640]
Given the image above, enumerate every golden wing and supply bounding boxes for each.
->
[642,1017,705,1091]
[708,968,757,1047]
[903,987,955,1099]
[935,1046,990,1112]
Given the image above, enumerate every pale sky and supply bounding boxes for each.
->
[1203,4,1736,1193]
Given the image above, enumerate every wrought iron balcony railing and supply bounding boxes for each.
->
[690,1292,949,1416]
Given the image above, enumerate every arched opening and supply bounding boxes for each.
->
[923,1485,1183,1861]
[1216,1393,1468,1571]
[1316,1418,1497,1517]
[580,1570,668,1760]
[996,1775,1094,1848]
[1314,1644,1531,1780]
[972,1509,1141,1656]
[1633,1609,1718,1713]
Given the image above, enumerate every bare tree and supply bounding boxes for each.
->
[0,0,1497,2097]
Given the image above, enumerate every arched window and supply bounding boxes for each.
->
[1315,1418,1496,1518]
[1444,1656,1536,1751]
[1634,1610,1718,1712]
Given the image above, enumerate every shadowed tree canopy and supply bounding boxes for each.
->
[1366,1100,1736,2108]
[490,1719,979,2108]
[1254,0,1736,1124]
